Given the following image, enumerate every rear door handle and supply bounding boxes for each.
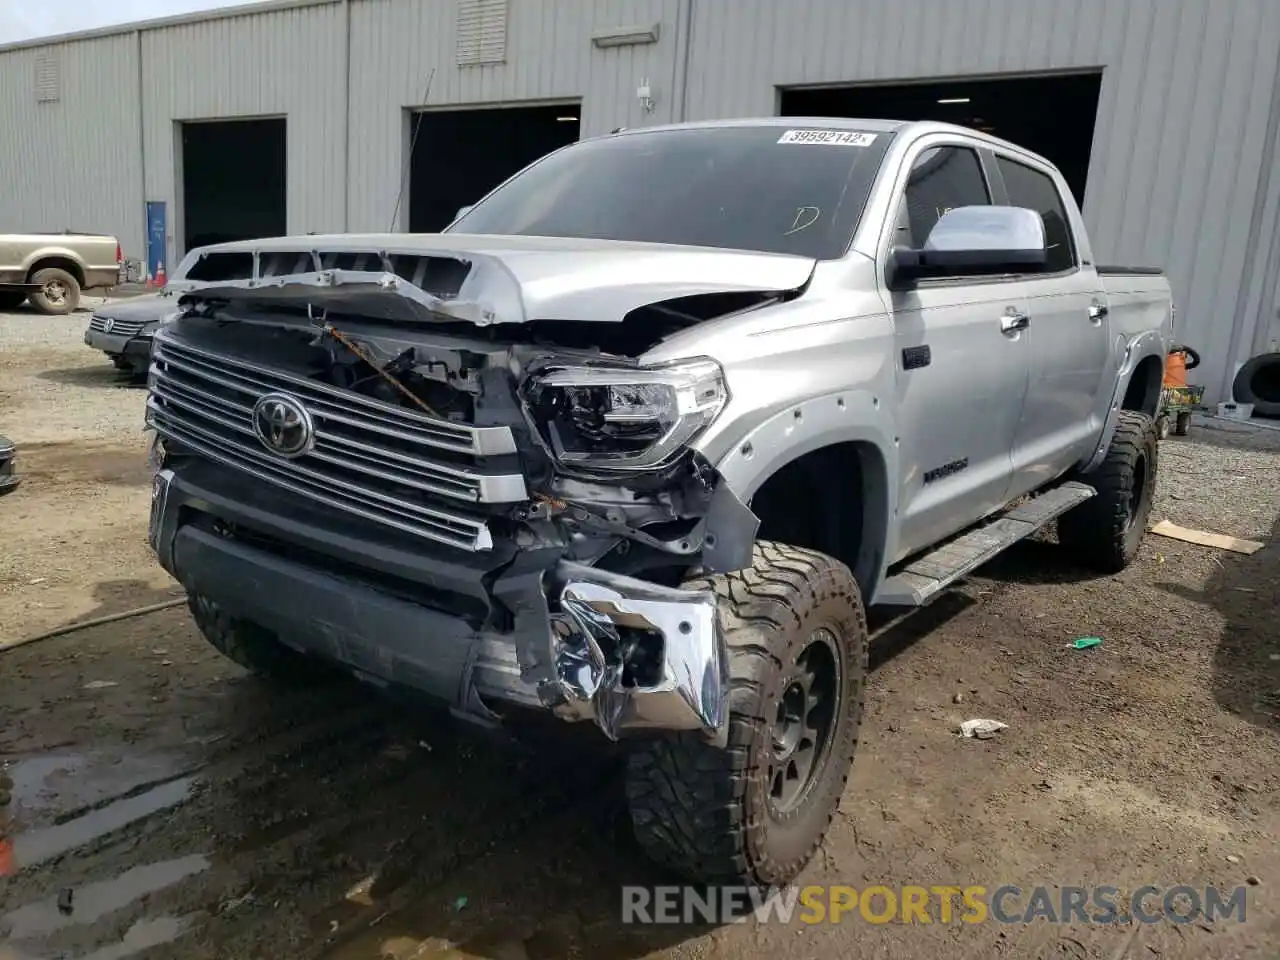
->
[1001,309,1029,334]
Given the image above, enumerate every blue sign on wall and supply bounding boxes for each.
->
[145,201,166,285]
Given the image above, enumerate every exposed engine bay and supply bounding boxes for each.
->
[144,241,807,746]
[167,283,771,585]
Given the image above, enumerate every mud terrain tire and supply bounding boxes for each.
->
[188,593,325,683]
[626,541,868,886]
[1059,410,1159,573]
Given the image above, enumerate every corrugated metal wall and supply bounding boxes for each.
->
[681,0,1280,402]
[141,1,348,269]
[1,0,1277,399]
[346,0,680,231]
[0,32,143,254]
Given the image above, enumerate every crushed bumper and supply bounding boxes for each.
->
[85,329,153,369]
[149,467,728,745]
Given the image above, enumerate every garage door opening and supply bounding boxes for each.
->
[780,72,1102,204]
[181,117,286,253]
[407,104,580,233]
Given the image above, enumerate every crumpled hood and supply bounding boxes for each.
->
[173,233,817,326]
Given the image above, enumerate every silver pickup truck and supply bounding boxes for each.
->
[144,118,1172,885]
[0,231,122,315]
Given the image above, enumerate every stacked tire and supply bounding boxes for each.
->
[1233,352,1280,418]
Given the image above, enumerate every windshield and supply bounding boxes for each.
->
[446,125,894,260]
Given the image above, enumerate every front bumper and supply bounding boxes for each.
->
[0,438,18,495]
[85,329,153,369]
[148,464,728,744]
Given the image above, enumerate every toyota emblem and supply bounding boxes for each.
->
[252,393,314,458]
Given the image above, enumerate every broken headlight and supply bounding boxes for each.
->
[523,358,728,471]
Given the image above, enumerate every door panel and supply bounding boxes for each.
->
[881,143,1032,561]
[1009,274,1110,494]
[995,155,1111,494]
[892,286,1032,560]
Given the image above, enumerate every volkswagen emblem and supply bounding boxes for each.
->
[102,317,115,333]
[252,393,314,458]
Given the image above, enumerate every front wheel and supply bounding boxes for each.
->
[188,593,328,684]
[1059,410,1159,572]
[626,542,868,886]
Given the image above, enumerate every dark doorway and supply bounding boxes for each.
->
[181,117,286,253]
[779,72,1103,205]
[407,104,580,233]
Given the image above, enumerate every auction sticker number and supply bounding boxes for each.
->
[777,129,878,146]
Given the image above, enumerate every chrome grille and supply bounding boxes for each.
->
[146,331,527,552]
[89,314,149,337]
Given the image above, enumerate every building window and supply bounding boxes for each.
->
[35,53,60,103]
[456,0,509,66]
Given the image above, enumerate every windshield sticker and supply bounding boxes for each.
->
[777,129,878,146]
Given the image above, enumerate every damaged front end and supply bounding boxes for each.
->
[150,249,768,746]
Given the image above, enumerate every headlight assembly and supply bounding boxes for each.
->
[523,358,728,472]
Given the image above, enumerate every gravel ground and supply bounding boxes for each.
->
[1152,414,1280,541]
[1,313,1278,960]
[0,298,147,446]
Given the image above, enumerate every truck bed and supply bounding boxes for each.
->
[1098,266,1173,344]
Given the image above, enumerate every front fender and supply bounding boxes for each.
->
[710,389,898,595]
[1079,330,1167,473]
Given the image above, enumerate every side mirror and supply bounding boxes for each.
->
[453,204,474,222]
[889,206,1046,288]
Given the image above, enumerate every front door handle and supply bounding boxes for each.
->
[1088,303,1109,323]
[1001,309,1030,334]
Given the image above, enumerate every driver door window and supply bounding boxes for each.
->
[895,146,992,250]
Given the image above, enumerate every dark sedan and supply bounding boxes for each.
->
[0,436,18,495]
[84,290,180,377]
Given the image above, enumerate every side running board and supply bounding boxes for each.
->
[876,481,1096,606]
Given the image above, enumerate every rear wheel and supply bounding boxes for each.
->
[28,268,81,315]
[1156,415,1170,440]
[1173,411,1192,436]
[188,593,327,684]
[1059,410,1159,572]
[626,542,868,885]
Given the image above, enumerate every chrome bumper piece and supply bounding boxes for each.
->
[550,566,729,746]
[151,461,730,745]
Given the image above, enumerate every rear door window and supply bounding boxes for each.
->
[995,156,1077,273]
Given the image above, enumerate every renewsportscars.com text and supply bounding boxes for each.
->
[622,884,1249,926]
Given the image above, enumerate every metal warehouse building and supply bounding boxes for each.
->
[2,0,1279,400]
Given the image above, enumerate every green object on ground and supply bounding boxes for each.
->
[1070,637,1103,650]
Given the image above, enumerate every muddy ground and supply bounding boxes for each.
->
[1,305,1278,959]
